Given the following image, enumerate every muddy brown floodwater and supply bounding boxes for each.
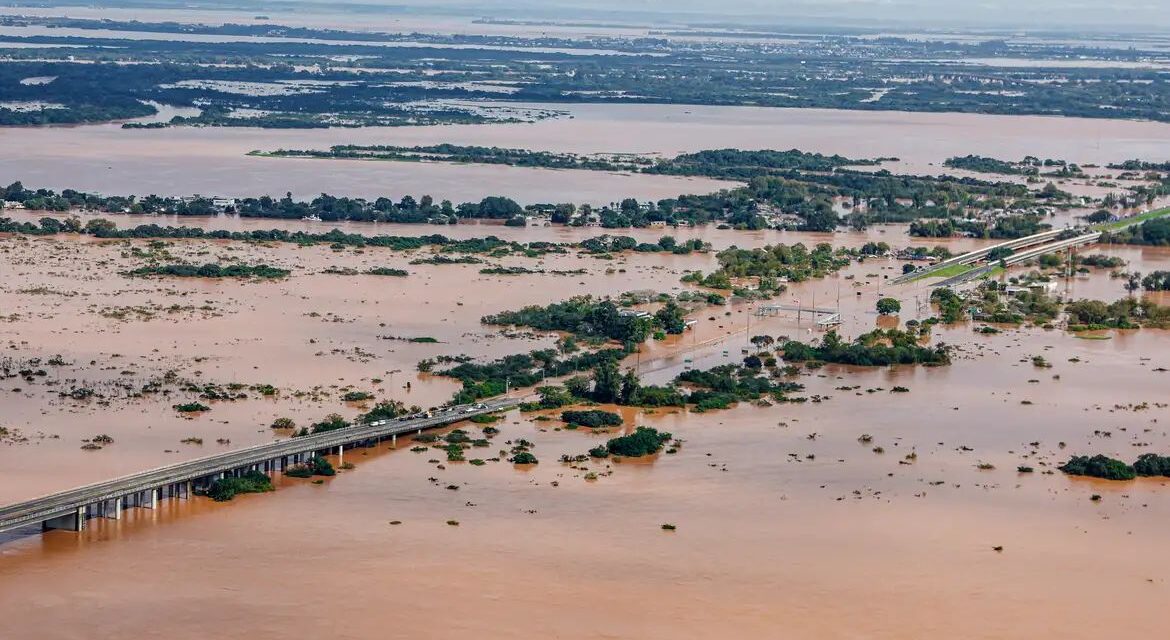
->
[0,219,1168,638]
[4,102,1170,203]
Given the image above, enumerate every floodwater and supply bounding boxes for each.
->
[0,223,1168,638]
[0,25,658,56]
[0,7,673,40]
[3,103,1170,204]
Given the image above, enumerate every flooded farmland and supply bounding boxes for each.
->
[2,6,1170,633]
[0,217,1168,637]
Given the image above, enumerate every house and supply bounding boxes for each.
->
[649,220,668,228]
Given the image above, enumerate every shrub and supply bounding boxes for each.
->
[205,471,273,501]
[510,452,539,464]
[1133,453,1170,477]
[287,455,336,478]
[1059,455,1136,480]
[173,402,210,412]
[445,443,465,462]
[561,410,623,428]
[284,465,313,478]
[606,427,672,457]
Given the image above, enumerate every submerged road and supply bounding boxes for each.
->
[0,398,517,535]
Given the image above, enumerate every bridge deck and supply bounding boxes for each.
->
[0,399,516,534]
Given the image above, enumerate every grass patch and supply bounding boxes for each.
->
[1099,206,1170,231]
[908,262,974,282]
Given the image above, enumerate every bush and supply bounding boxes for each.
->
[294,414,350,437]
[606,427,672,457]
[1059,455,1136,480]
[287,456,336,478]
[173,402,210,412]
[284,465,313,478]
[205,471,274,501]
[561,410,623,428]
[1133,453,1170,477]
[510,451,539,464]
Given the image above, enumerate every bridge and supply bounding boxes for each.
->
[898,206,1170,287]
[934,230,1103,287]
[0,398,517,536]
[893,228,1065,284]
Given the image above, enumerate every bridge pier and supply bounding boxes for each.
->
[43,507,87,532]
[392,434,397,449]
[337,445,344,466]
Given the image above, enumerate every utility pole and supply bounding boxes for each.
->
[746,303,751,348]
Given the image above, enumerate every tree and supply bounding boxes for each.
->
[654,300,686,334]
[591,359,622,403]
[876,297,902,315]
[749,335,775,352]
[902,263,916,274]
[564,375,592,399]
[1127,272,1144,294]
[476,196,523,219]
[1141,271,1170,291]
[84,218,117,236]
[799,201,840,232]
[619,369,641,404]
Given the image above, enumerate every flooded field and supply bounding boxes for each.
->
[0,220,1168,637]
[3,104,1170,203]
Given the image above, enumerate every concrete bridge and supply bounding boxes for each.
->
[894,228,1066,284]
[0,398,516,535]
[898,206,1170,287]
[933,230,1103,288]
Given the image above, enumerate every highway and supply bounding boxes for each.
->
[893,228,1065,284]
[900,206,1170,287]
[0,398,517,535]
[933,230,1104,288]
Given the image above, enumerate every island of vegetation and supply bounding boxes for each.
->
[1059,453,1170,481]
